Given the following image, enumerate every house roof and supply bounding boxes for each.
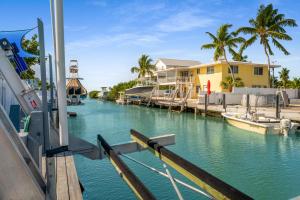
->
[157,58,201,67]
[190,60,281,69]
[155,60,281,72]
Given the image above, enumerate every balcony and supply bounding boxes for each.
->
[157,76,194,84]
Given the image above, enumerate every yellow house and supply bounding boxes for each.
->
[155,58,280,99]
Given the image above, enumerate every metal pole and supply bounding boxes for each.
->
[49,54,54,120]
[37,18,50,151]
[53,0,68,146]
[50,0,59,110]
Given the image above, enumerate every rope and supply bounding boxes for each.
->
[120,154,212,199]
[163,163,184,200]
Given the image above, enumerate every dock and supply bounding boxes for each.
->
[42,152,82,200]
[147,97,300,122]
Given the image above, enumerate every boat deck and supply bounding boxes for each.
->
[42,151,83,200]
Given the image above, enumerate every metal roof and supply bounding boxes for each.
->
[157,58,201,67]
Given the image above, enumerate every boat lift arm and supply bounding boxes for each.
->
[130,129,252,200]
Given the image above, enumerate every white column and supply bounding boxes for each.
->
[53,0,68,146]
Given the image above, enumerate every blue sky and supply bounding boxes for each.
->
[1,0,300,90]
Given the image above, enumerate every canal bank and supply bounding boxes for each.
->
[68,99,300,200]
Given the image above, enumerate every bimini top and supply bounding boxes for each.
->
[66,79,87,95]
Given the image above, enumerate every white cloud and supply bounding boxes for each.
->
[157,11,214,32]
[66,32,163,50]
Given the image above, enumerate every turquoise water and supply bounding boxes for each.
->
[68,99,300,200]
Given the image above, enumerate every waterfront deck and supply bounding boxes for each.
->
[42,152,82,200]
[149,97,300,122]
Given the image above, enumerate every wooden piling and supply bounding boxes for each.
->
[276,94,280,119]
[204,94,208,116]
[222,93,226,112]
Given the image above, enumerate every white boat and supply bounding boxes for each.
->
[222,112,300,135]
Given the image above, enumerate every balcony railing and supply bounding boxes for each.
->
[157,76,194,84]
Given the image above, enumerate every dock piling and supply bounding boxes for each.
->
[246,94,250,113]
[204,94,208,116]
[222,93,226,112]
[276,94,280,119]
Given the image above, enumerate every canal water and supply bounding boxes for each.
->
[68,99,300,200]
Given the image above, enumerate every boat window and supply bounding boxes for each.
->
[228,65,238,74]
[196,68,200,74]
[254,67,263,75]
[207,66,214,74]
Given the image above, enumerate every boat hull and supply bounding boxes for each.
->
[222,113,281,135]
[224,117,268,134]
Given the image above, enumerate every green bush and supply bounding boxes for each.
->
[89,90,100,99]
[107,80,137,101]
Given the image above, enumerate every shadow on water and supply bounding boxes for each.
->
[68,100,300,200]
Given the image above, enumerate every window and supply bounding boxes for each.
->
[252,85,261,88]
[254,67,263,75]
[207,66,214,74]
[196,68,200,74]
[228,65,238,74]
[181,71,189,77]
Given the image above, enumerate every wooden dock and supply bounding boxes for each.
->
[148,97,300,122]
[42,151,83,200]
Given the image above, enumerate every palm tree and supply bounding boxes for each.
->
[231,45,248,62]
[201,24,245,83]
[131,54,156,80]
[291,78,300,89]
[236,4,297,87]
[220,76,244,92]
[278,67,290,88]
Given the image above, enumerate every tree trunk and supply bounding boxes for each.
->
[223,50,235,85]
[264,45,271,88]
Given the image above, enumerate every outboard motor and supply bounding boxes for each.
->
[280,119,291,136]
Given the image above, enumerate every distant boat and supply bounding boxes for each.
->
[222,112,300,135]
[66,60,87,105]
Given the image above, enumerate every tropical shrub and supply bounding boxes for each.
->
[107,80,137,101]
[89,90,100,99]
[220,76,244,92]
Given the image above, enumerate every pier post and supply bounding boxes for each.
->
[276,94,280,119]
[38,19,50,151]
[246,94,250,113]
[204,94,208,116]
[222,93,226,112]
[53,0,69,146]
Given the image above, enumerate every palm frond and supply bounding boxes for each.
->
[131,66,140,73]
[201,43,215,50]
[267,31,292,40]
[272,38,290,55]
[205,32,218,42]
[235,27,257,35]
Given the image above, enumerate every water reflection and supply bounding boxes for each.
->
[68,100,300,200]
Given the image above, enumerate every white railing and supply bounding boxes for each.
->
[157,76,194,84]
